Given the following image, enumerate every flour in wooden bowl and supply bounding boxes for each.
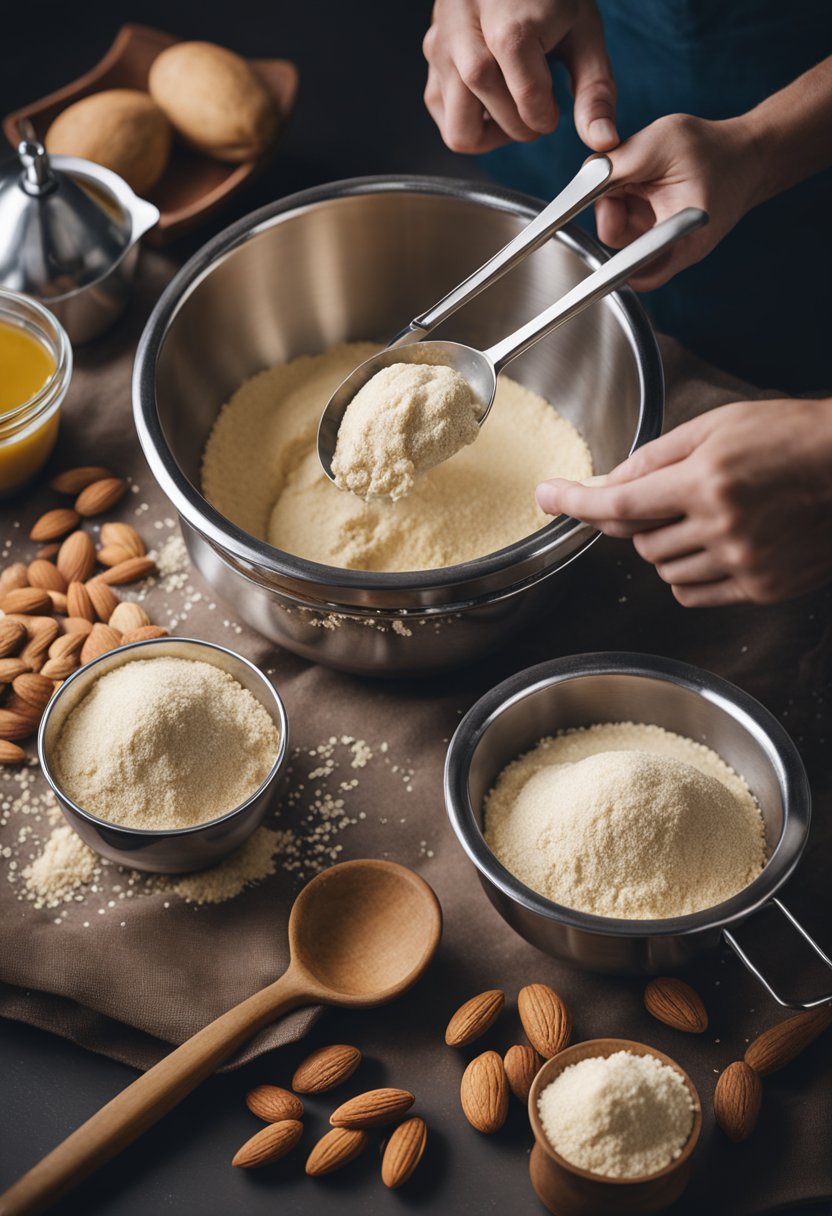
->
[201,342,592,572]
[484,722,767,919]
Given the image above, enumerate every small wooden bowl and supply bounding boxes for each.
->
[3,23,299,245]
[528,1038,702,1216]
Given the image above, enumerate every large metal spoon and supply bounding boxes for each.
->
[0,859,442,1216]
[317,206,708,483]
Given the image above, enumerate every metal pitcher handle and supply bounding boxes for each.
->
[722,897,832,1009]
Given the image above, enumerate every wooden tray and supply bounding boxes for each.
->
[3,24,299,245]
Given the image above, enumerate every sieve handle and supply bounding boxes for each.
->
[722,897,832,1008]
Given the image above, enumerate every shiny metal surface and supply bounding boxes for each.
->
[38,637,289,874]
[134,176,663,676]
[318,207,705,481]
[444,653,814,979]
[0,137,158,344]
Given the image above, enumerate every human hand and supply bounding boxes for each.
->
[535,398,832,606]
[423,0,617,154]
[596,113,763,290]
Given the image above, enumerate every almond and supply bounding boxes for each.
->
[231,1118,303,1169]
[108,602,150,634]
[644,977,708,1034]
[305,1127,368,1176]
[245,1085,304,1123]
[97,545,133,568]
[292,1044,362,1094]
[744,1006,832,1076]
[35,543,60,561]
[11,673,53,710]
[41,654,79,680]
[20,618,60,669]
[460,1050,508,1134]
[100,522,145,558]
[445,989,505,1047]
[0,709,37,741]
[94,556,157,586]
[518,983,572,1059]
[6,694,42,722]
[0,619,26,657]
[0,563,29,595]
[80,624,123,665]
[0,740,27,764]
[381,1117,427,1189]
[49,466,112,494]
[74,477,127,516]
[330,1088,414,1129]
[58,532,96,585]
[0,588,52,615]
[503,1044,542,1104]
[49,632,85,660]
[121,625,169,644]
[67,583,96,623]
[0,659,30,683]
[85,580,120,623]
[714,1061,762,1141]
[62,616,94,636]
[47,590,68,615]
[27,560,67,594]
[29,508,80,542]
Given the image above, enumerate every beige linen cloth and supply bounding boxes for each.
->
[0,252,830,1214]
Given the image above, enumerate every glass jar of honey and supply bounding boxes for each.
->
[0,288,72,497]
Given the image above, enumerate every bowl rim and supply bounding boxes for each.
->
[132,174,663,602]
[443,651,811,937]
[37,635,289,839]
[528,1037,702,1185]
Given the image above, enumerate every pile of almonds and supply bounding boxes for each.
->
[232,1043,427,1189]
[446,982,572,1134]
[0,467,168,762]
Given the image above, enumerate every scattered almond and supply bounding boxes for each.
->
[291,1044,362,1094]
[503,1044,542,1104]
[121,625,169,643]
[57,532,96,585]
[80,624,123,665]
[0,740,27,764]
[0,563,29,595]
[381,1117,427,1189]
[6,694,43,721]
[518,983,572,1059]
[714,1061,762,1141]
[41,654,79,680]
[11,673,53,710]
[0,659,30,684]
[27,560,67,594]
[305,1127,368,1176]
[49,633,85,660]
[231,1119,303,1169]
[47,590,68,615]
[63,616,95,636]
[644,977,708,1034]
[0,709,37,741]
[29,508,80,542]
[108,602,151,634]
[744,1005,832,1076]
[0,588,52,616]
[85,580,120,623]
[74,477,127,516]
[460,1050,508,1134]
[67,582,96,623]
[101,521,145,557]
[94,556,157,586]
[20,618,60,669]
[445,989,505,1047]
[330,1088,414,1129]
[0,619,27,657]
[245,1085,304,1123]
[97,544,133,568]
[49,466,112,495]
[35,543,60,561]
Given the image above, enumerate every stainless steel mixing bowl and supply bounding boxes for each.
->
[133,177,663,676]
[38,637,289,874]
[445,652,832,1006]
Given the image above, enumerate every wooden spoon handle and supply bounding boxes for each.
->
[0,971,311,1216]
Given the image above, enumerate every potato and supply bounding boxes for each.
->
[45,89,171,195]
[148,41,278,163]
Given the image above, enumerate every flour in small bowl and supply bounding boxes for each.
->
[332,361,482,500]
[484,722,767,920]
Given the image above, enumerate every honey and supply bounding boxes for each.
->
[0,321,56,411]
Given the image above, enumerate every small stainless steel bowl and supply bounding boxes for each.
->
[445,652,825,997]
[38,637,288,874]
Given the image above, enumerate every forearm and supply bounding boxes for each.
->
[735,54,832,207]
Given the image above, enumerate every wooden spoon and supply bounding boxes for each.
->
[0,858,442,1216]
